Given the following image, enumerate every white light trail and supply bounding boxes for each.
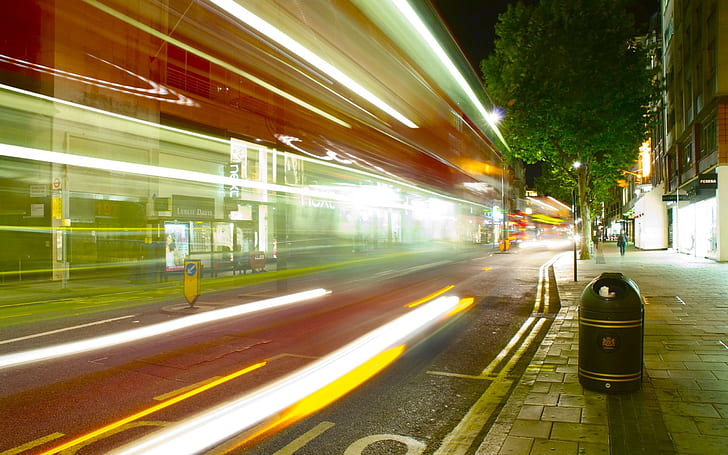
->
[389,0,509,146]
[0,143,339,202]
[208,0,417,128]
[110,295,463,455]
[82,0,351,129]
[0,288,330,369]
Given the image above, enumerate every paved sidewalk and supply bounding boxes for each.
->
[477,244,728,455]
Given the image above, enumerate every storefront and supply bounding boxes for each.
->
[668,171,721,260]
[632,183,668,250]
[159,195,261,275]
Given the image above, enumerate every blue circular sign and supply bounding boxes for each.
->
[185,262,197,276]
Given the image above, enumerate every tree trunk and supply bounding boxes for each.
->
[577,172,592,260]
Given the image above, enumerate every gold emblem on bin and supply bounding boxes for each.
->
[600,335,618,352]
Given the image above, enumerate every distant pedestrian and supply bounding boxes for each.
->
[617,233,627,256]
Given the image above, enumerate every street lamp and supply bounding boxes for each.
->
[571,160,581,281]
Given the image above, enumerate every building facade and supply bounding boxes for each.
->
[0,1,512,283]
[625,0,728,261]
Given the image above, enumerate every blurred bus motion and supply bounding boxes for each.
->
[507,196,574,250]
[0,0,512,287]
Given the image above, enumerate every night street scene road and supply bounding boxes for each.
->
[1,1,727,455]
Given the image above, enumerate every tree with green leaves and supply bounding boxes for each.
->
[481,0,656,258]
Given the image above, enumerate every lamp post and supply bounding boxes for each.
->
[572,160,581,282]
[572,188,577,282]
[501,163,507,251]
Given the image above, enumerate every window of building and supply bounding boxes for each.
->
[702,117,717,158]
[667,150,677,177]
[680,138,693,170]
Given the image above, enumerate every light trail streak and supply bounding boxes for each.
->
[208,0,418,128]
[389,0,509,148]
[0,141,484,213]
[0,53,198,106]
[0,83,225,144]
[0,288,330,369]
[406,285,455,308]
[0,83,489,209]
[82,0,352,129]
[0,315,135,345]
[38,361,267,455]
[110,294,465,455]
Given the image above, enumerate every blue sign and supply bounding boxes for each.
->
[185,262,197,276]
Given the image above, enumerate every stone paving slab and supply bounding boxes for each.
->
[477,244,728,455]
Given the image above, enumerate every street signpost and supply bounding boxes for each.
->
[184,260,201,308]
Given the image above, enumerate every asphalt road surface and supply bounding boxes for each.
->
[0,245,566,455]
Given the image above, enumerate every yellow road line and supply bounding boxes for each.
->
[39,361,267,455]
[153,376,223,401]
[0,432,64,455]
[432,254,563,455]
[426,370,499,380]
[272,421,336,455]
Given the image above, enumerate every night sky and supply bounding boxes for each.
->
[431,0,660,67]
[429,0,660,187]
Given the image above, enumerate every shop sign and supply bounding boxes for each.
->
[228,138,248,198]
[302,195,335,209]
[29,184,48,197]
[172,195,215,219]
[227,163,242,198]
[698,173,717,189]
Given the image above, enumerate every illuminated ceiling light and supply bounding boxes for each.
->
[389,0,507,145]
[209,0,417,128]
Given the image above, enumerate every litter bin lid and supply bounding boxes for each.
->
[581,272,643,311]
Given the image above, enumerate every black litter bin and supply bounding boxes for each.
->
[579,272,644,393]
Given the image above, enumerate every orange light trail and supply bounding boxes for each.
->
[111,295,464,455]
[406,285,455,308]
[39,361,267,455]
[234,345,406,449]
[448,297,476,317]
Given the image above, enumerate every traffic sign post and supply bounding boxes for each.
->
[184,260,201,308]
